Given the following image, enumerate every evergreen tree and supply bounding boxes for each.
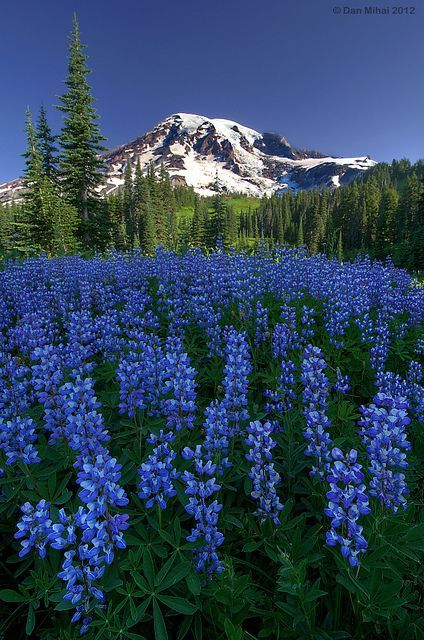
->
[22,109,52,249]
[133,160,144,247]
[36,105,58,180]
[363,178,381,245]
[224,205,238,248]
[337,230,344,262]
[206,177,227,247]
[408,180,424,271]
[23,109,78,254]
[296,216,304,246]
[375,187,399,258]
[0,205,17,253]
[48,189,79,253]
[57,14,106,240]
[140,197,156,254]
[191,196,205,246]
[135,169,156,253]
[403,173,422,238]
[147,165,167,246]
[123,160,135,245]
[160,165,177,248]
[107,194,127,249]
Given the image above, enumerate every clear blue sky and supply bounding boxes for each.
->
[1,0,423,182]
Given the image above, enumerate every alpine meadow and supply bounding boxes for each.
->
[0,8,423,640]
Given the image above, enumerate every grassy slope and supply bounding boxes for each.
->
[176,195,260,221]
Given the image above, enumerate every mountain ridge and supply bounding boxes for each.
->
[0,113,376,204]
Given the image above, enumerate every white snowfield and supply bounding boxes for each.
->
[104,113,375,197]
[0,113,377,203]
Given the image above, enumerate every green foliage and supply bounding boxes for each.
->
[20,110,78,254]
[37,105,58,181]
[237,160,424,271]
[57,14,106,240]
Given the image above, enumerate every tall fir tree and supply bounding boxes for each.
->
[337,230,344,262]
[23,110,78,253]
[132,160,144,247]
[140,196,156,254]
[22,109,52,249]
[296,216,304,246]
[206,175,227,247]
[224,205,238,248]
[107,193,127,249]
[147,164,167,246]
[0,205,15,253]
[161,166,178,248]
[191,196,205,246]
[123,160,135,246]
[375,187,399,258]
[36,105,58,180]
[57,14,106,242]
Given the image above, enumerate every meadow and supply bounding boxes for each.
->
[0,246,423,640]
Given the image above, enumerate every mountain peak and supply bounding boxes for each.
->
[0,113,376,204]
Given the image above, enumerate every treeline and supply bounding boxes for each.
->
[106,164,178,252]
[178,187,239,250]
[237,160,424,270]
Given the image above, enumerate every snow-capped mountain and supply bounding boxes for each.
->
[0,113,376,203]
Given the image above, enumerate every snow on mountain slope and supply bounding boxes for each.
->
[0,113,376,204]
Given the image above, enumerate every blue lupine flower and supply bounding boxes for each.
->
[1,243,423,636]
[14,500,52,558]
[245,420,284,525]
[116,353,148,418]
[324,448,370,567]
[369,315,391,376]
[0,352,32,419]
[181,446,224,575]
[58,548,105,634]
[0,416,40,466]
[222,327,252,434]
[138,430,180,509]
[30,344,64,406]
[253,301,269,347]
[202,401,232,475]
[376,366,424,424]
[60,378,110,456]
[333,369,351,394]
[358,392,411,512]
[264,359,297,429]
[301,345,333,478]
[162,336,197,431]
[118,333,168,418]
[272,306,298,359]
[299,305,315,345]
[76,454,129,515]
[45,508,77,550]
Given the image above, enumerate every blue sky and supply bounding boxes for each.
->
[1,0,423,182]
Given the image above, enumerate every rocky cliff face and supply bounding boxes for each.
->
[0,113,376,203]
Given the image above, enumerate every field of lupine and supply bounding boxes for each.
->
[0,247,423,640]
